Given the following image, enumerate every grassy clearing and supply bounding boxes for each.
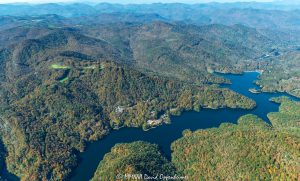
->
[100,64,105,70]
[83,65,96,69]
[50,63,106,70]
[59,77,69,83]
[50,64,70,69]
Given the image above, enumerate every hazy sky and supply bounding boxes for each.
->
[0,0,279,4]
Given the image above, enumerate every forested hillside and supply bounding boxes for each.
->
[80,21,286,84]
[1,17,283,109]
[268,96,300,136]
[1,14,297,83]
[91,141,176,181]
[0,58,254,180]
[0,20,279,87]
[171,114,299,180]
[256,51,300,98]
[1,16,298,99]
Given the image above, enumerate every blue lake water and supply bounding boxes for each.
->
[70,72,299,181]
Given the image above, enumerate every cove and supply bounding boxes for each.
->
[70,72,300,181]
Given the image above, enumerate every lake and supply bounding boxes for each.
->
[71,72,300,181]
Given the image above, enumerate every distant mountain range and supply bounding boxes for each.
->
[1,2,300,32]
[0,2,300,16]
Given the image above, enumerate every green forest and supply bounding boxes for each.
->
[0,61,255,180]
[256,52,300,98]
[91,141,176,181]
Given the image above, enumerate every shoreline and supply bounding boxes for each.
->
[244,70,263,75]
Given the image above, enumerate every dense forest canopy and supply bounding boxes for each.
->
[91,141,176,181]
[0,59,255,180]
[171,113,299,180]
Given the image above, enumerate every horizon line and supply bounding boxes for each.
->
[0,0,289,6]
